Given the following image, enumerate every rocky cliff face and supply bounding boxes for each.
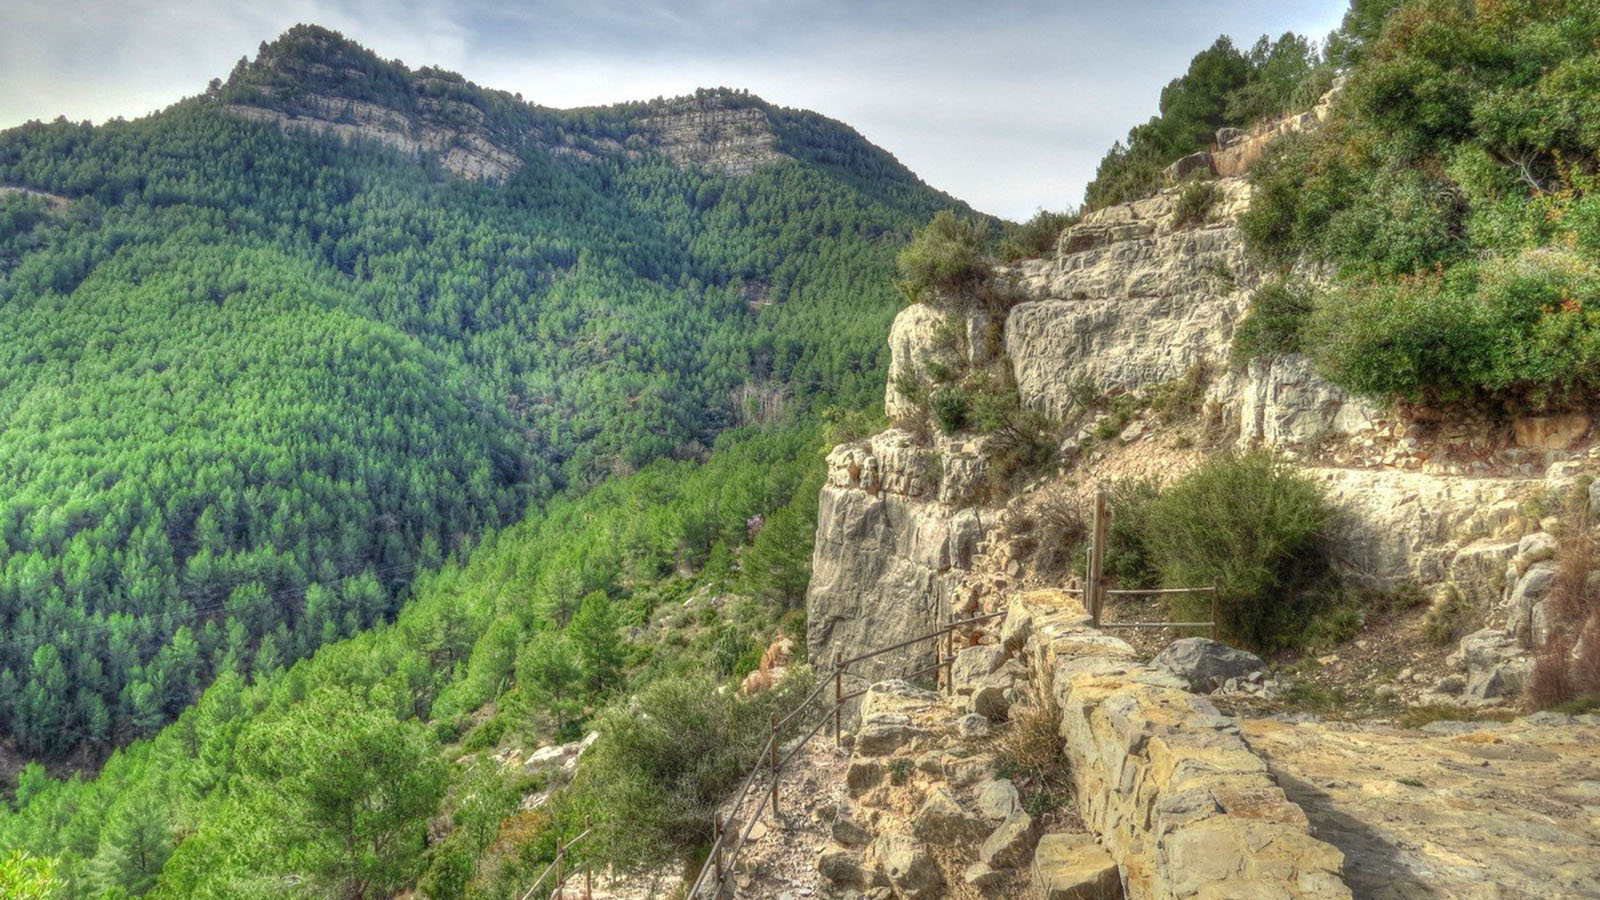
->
[216,28,793,181]
[637,95,785,176]
[809,172,1597,704]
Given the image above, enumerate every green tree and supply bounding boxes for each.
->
[236,687,446,899]
[0,850,58,900]
[568,592,624,696]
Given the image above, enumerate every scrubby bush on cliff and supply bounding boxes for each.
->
[1141,452,1335,651]
[1231,279,1315,362]
[577,669,816,871]
[897,210,990,302]
[1174,177,1222,227]
[995,208,1081,262]
[1242,0,1600,409]
[1307,251,1600,408]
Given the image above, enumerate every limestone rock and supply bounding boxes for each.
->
[885,304,957,421]
[856,713,931,756]
[957,713,992,738]
[1001,598,1034,653]
[962,861,1009,893]
[1032,832,1122,900]
[976,778,1022,821]
[979,811,1038,869]
[833,796,873,846]
[1152,638,1264,693]
[1508,561,1559,642]
[952,645,1006,696]
[871,832,943,899]
[1458,628,1533,700]
[911,786,987,845]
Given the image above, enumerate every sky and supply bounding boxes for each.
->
[0,0,1349,219]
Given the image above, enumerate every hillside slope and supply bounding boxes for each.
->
[0,24,966,760]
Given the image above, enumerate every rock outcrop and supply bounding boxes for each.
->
[806,430,997,692]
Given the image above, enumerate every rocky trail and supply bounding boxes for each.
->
[1242,715,1600,900]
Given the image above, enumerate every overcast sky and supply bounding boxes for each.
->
[0,0,1347,219]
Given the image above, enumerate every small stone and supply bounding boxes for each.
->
[963,861,1009,892]
[958,713,992,738]
[976,779,1022,821]
[832,796,873,846]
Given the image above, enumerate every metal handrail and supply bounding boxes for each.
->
[516,825,594,900]
[683,607,1002,898]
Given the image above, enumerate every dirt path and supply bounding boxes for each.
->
[1241,715,1600,899]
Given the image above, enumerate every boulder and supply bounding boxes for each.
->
[976,779,1022,821]
[979,811,1038,869]
[1165,151,1216,183]
[1458,628,1533,700]
[832,795,873,846]
[952,645,1006,696]
[963,861,1009,893]
[847,759,885,795]
[1032,832,1122,900]
[1152,638,1264,693]
[1508,561,1560,641]
[971,681,1013,721]
[958,713,992,738]
[1515,531,1559,569]
[911,786,987,845]
[872,832,943,899]
[1001,599,1034,653]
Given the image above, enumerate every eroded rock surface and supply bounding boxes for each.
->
[1242,716,1600,899]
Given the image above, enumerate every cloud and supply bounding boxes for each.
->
[0,0,1348,217]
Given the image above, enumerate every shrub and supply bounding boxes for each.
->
[995,208,1081,262]
[929,384,970,434]
[577,669,815,871]
[1307,252,1600,408]
[1140,452,1334,651]
[1174,178,1221,227]
[1034,490,1088,578]
[897,211,990,303]
[1231,280,1314,362]
[1102,478,1162,588]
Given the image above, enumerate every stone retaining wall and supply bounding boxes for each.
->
[1014,595,1352,899]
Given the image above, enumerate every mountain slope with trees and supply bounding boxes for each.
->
[0,24,967,761]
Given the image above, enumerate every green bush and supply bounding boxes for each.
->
[576,669,815,871]
[929,384,971,434]
[1307,251,1600,407]
[1232,280,1314,362]
[1174,178,1221,227]
[995,208,1080,262]
[897,210,989,303]
[1140,452,1334,651]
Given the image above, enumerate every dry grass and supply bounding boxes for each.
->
[994,671,1078,828]
[1531,490,1600,708]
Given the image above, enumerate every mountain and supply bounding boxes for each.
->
[0,23,970,761]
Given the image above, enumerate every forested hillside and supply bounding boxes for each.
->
[0,26,963,760]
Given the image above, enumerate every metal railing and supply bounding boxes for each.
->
[1084,485,1220,639]
[682,608,1005,899]
[517,823,595,900]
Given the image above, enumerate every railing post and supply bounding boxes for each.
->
[934,602,947,695]
[585,818,593,900]
[769,714,780,818]
[1211,581,1220,641]
[554,837,564,900]
[832,651,842,745]
[712,813,724,893]
[1089,485,1108,627]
